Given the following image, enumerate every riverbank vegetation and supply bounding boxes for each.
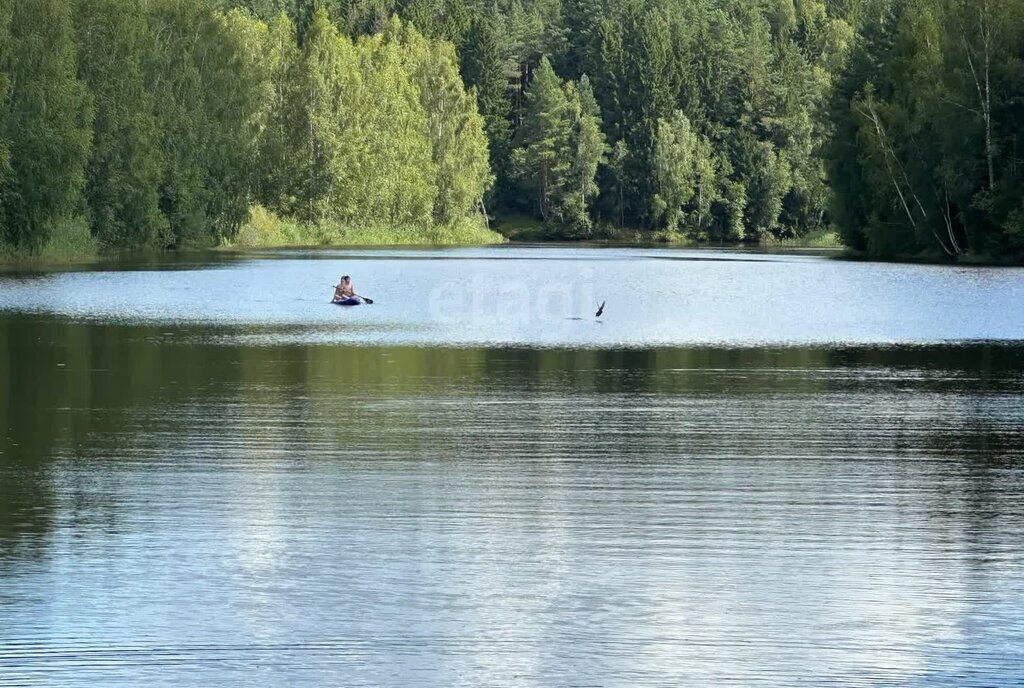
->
[231,204,502,247]
[827,0,1024,262]
[0,0,496,259]
[1,0,1023,261]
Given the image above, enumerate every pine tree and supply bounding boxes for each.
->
[459,16,512,192]
[512,56,570,221]
[606,139,630,229]
[512,57,604,234]
[559,0,604,80]
[399,0,441,36]
[595,0,678,227]
[440,0,471,46]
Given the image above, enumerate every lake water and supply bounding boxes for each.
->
[1,246,1023,686]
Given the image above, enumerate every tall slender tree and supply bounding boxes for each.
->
[393,19,492,226]
[560,74,605,235]
[73,0,166,250]
[0,1,11,198]
[513,56,570,221]
[459,15,512,194]
[253,12,303,216]
[595,0,677,226]
[0,0,93,251]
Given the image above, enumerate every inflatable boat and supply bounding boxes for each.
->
[332,296,364,306]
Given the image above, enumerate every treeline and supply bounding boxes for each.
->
[827,0,1024,260]
[3,0,1024,259]
[227,0,847,242]
[226,0,1024,258]
[0,0,490,253]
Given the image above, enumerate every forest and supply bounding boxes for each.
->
[1,0,1023,260]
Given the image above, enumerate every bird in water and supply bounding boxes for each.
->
[595,300,606,318]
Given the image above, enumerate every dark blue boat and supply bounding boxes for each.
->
[332,296,364,306]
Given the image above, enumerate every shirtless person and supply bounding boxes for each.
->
[333,275,355,302]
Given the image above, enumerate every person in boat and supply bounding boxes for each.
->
[333,275,355,302]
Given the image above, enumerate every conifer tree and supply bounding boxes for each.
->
[513,57,570,222]
[459,16,512,190]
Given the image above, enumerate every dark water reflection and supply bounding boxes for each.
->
[2,308,1023,686]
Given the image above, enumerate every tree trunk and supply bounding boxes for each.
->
[983,4,994,191]
[963,1,995,191]
[857,98,957,258]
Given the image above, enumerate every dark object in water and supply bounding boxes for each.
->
[596,301,605,318]
[332,297,365,306]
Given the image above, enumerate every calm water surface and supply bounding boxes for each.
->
[2,245,1023,346]
[1,247,1023,686]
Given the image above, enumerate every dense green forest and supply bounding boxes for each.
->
[0,0,493,255]
[1,0,1022,260]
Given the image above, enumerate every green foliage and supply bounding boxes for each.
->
[5,0,1024,260]
[651,109,733,240]
[512,57,605,236]
[761,227,842,248]
[390,19,492,225]
[353,27,437,228]
[253,13,303,215]
[826,0,1024,260]
[253,12,489,234]
[559,0,604,80]
[652,111,697,231]
[459,16,512,191]
[0,1,10,197]
[0,0,93,252]
[38,214,99,261]
[146,0,266,247]
[234,204,306,246]
[512,57,569,221]
[447,0,842,243]
[0,1,493,257]
[73,0,166,250]
[594,0,677,225]
[605,139,630,229]
[560,75,606,235]
[231,203,504,246]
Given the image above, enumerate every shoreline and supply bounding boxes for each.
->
[4,236,1022,269]
[834,249,1023,268]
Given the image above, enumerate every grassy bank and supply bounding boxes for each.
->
[0,216,100,264]
[0,206,505,265]
[10,209,1017,265]
[759,229,843,249]
[493,214,844,248]
[838,248,1022,266]
[227,205,506,248]
[493,213,694,244]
